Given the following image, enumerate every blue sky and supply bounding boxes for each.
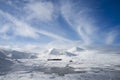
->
[0,0,120,50]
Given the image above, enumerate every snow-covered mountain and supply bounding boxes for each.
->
[0,49,14,75]
[69,47,84,52]
[0,48,38,75]
[49,48,77,57]
[0,48,37,59]
[49,48,65,55]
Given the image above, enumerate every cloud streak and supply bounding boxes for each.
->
[105,30,118,45]
[60,0,98,45]
[0,10,70,42]
[25,1,55,22]
[0,10,39,39]
[0,24,11,40]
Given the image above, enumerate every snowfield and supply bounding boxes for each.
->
[0,47,120,80]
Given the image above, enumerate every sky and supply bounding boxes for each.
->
[0,0,120,51]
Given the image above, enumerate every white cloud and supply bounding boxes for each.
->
[12,44,47,53]
[0,34,10,40]
[0,10,69,41]
[25,1,54,21]
[24,44,50,53]
[46,40,83,49]
[0,10,39,39]
[0,24,10,34]
[60,1,98,45]
[12,21,39,39]
[37,29,70,42]
[0,24,11,40]
[105,31,118,45]
[0,45,12,49]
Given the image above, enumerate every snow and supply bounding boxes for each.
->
[68,47,84,52]
[49,48,65,55]
[0,47,120,80]
[49,48,77,57]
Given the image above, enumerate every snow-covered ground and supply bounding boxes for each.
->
[0,47,120,80]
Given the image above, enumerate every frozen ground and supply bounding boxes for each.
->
[0,48,120,80]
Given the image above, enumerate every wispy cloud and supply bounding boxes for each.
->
[105,30,118,45]
[25,1,55,22]
[37,29,70,41]
[0,10,69,41]
[0,10,39,39]
[0,24,11,40]
[46,40,83,49]
[60,0,97,45]
[0,24,10,34]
